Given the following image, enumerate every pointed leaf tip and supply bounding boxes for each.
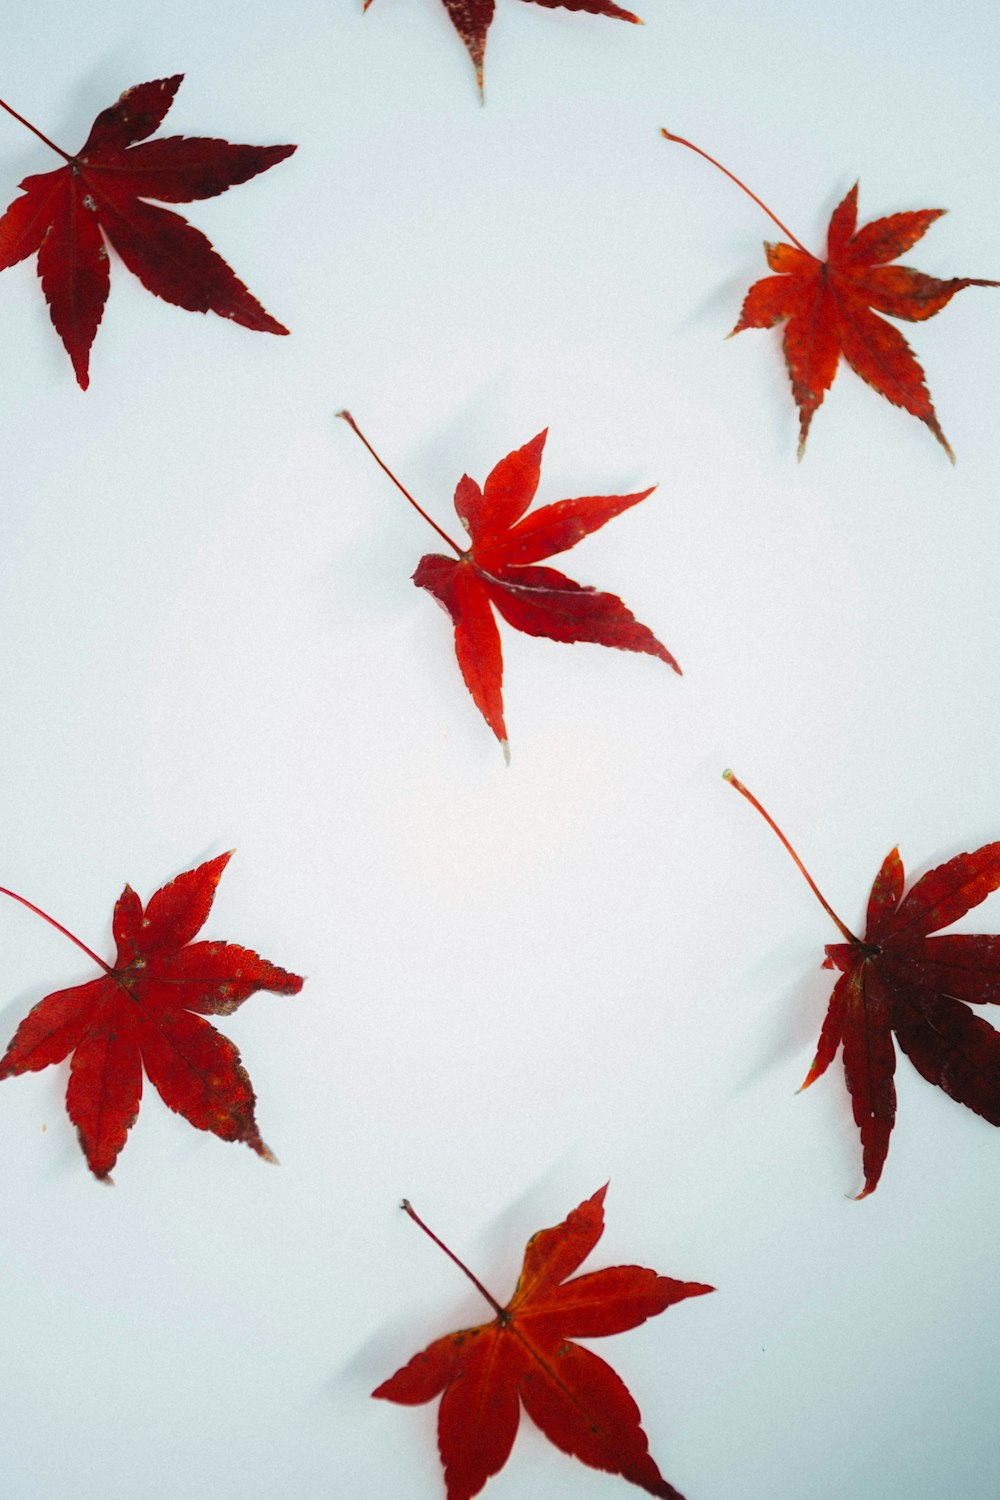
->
[382,0,637,93]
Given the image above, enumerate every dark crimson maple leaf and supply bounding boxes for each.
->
[365,0,640,97]
[374,1186,712,1500]
[338,412,678,757]
[0,75,295,387]
[662,130,998,459]
[0,852,303,1180]
[725,771,1000,1197]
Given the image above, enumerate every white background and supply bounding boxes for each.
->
[0,2,999,1497]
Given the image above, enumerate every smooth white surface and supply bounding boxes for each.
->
[1,3,999,1498]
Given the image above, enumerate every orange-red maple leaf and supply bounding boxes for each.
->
[0,853,303,1180]
[339,414,678,757]
[0,75,295,387]
[726,772,1000,1197]
[663,131,999,459]
[374,1186,712,1500]
[365,0,641,96]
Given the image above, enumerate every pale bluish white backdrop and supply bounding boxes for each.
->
[0,1,998,1497]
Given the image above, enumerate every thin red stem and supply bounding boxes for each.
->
[337,412,464,558]
[400,1200,505,1317]
[0,95,72,163]
[723,771,860,944]
[0,886,111,972]
[661,130,810,256]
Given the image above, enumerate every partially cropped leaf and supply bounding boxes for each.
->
[726,771,1000,1196]
[365,0,641,97]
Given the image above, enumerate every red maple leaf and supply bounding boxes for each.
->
[0,852,303,1181]
[338,413,678,757]
[725,771,1000,1197]
[364,0,640,97]
[374,1186,712,1500]
[0,75,295,387]
[662,130,999,460]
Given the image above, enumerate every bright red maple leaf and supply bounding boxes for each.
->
[725,771,1000,1197]
[365,0,640,97]
[374,1186,712,1500]
[338,413,678,757]
[0,75,295,387]
[0,852,303,1180]
[662,130,999,459]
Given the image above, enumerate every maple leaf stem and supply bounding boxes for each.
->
[661,130,810,256]
[0,95,72,162]
[0,885,112,972]
[400,1199,505,1316]
[336,412,465,558]
[723,771,860,944]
